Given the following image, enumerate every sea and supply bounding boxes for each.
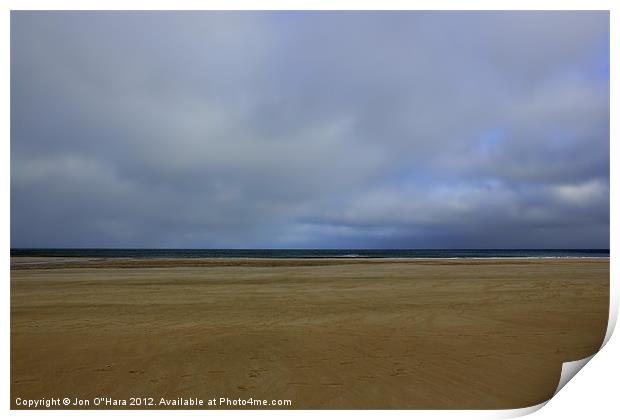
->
[10,249,610,259]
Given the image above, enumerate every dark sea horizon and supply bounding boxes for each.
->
[10,248,610,259]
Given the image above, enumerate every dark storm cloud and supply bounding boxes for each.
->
[11,11,609,248]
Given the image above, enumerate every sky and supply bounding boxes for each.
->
[10,11,610,249]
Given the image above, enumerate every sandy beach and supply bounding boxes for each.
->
[10,257,608,409]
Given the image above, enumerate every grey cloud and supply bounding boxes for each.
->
[11,11,609,248]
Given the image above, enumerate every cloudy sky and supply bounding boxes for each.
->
[11,11,609,248]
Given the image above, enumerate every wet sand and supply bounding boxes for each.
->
[10,257,609,409]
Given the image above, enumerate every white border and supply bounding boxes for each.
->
[3,1,616,419]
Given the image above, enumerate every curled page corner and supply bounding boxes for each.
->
[553,355,595,397]
[499,312,613,419]
[498,354,597,419]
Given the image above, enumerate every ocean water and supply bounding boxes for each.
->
[10,249,610,259]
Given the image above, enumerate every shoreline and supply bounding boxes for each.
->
[10,256,610,270]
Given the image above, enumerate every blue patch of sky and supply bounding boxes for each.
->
[592,37,610,80]
[570,34,609,81]
[477,127,507,156]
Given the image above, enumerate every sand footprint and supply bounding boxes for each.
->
[93,364,114,372]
